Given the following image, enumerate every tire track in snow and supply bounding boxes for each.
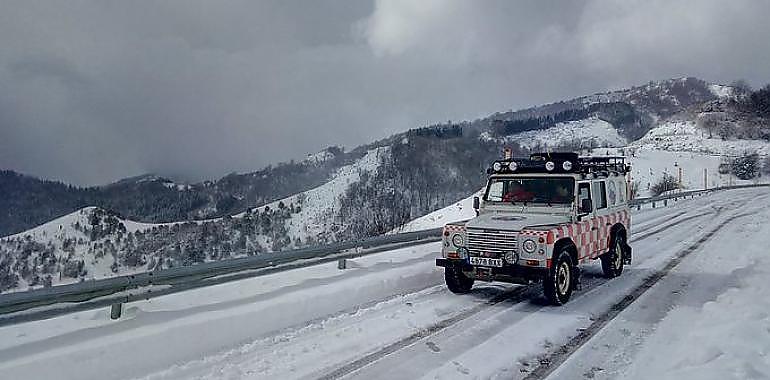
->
[521,208,760,380]
[315,285,536,380]
[629,210,712,243]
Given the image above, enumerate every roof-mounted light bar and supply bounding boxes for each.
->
[486,152,630,176]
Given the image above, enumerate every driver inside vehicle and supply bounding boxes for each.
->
[502,182,534,202]
[551,184,571,203]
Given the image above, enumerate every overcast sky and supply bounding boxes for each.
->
[1,0,769,185]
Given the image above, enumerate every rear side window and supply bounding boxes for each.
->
[594,181,607,209]
[617,180,626,204]
[607,180,618,205]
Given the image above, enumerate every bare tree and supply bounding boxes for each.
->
[696,112,725,139]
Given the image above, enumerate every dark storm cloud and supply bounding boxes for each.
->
[1,0,769,185]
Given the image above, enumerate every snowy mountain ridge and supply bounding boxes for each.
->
[0,147,389,292]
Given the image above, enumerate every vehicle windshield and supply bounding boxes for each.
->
[484,177,575,205]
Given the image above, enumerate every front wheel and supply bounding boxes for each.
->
[445,266,474,294]
[601,233,625,278]
[544,249,575,305]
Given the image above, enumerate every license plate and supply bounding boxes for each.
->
[469,257,503,267]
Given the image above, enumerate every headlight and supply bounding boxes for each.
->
[492,162,502,172]
[451,234,464,247]
[522,239,537,253]
[504,251,518,264]
[545,161,555,171]
[562,161,573,171]
[508,161,518,171]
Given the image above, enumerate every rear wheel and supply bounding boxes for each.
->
[601,233,625,278]
[445,266,474,294]
[544,249,575,305]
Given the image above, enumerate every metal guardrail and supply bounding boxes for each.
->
[0,183,767,326]
[628,183,770,208]
[0,227,442,326]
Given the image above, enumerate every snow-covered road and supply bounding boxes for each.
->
[0,188,767,380]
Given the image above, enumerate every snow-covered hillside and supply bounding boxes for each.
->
[633,120,770,157]
[483,116,627,150]
[392,190,481,233]
[241,146,390,242]
[0,207,161,290]
[0,147,389,293]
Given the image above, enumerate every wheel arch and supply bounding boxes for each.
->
[609,223,627,246]
[609,222,632,263]
[552,237,578,267]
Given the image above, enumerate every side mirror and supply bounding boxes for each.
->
[473,196,480,210]
[580,198,593,214]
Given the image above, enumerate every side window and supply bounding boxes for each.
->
[593,181,608,209]
[578,182,591,212]
[487,181,503,201]
[607,180,618,206]
[617,180,626,204]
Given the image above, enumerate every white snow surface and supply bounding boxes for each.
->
[632,120,770,157]
[709,83,736,99]
[481,116,627,149]
[2,187,769,380]
[549,188,770,380]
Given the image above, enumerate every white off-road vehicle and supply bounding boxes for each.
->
[436,152,633,305]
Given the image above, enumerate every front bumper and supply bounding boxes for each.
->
[436,258,548,284]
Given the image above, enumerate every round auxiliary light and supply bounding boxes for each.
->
[504,251,518,264]
[562,160,573,171]
[508,161,518,171]
[493,162,502,172]
[545,161,556,171]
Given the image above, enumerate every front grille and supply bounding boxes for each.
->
[466,228,518,257]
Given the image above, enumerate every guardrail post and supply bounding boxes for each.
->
[110,303,122,320]
[663,199,668,207]
[338,258,347,270]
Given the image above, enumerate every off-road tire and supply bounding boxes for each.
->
[544,249,575,305]
[445,266,474,294]
[601,232,625,278]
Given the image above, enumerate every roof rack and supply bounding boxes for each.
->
[487,152,630,176]
[578,155,629,174]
